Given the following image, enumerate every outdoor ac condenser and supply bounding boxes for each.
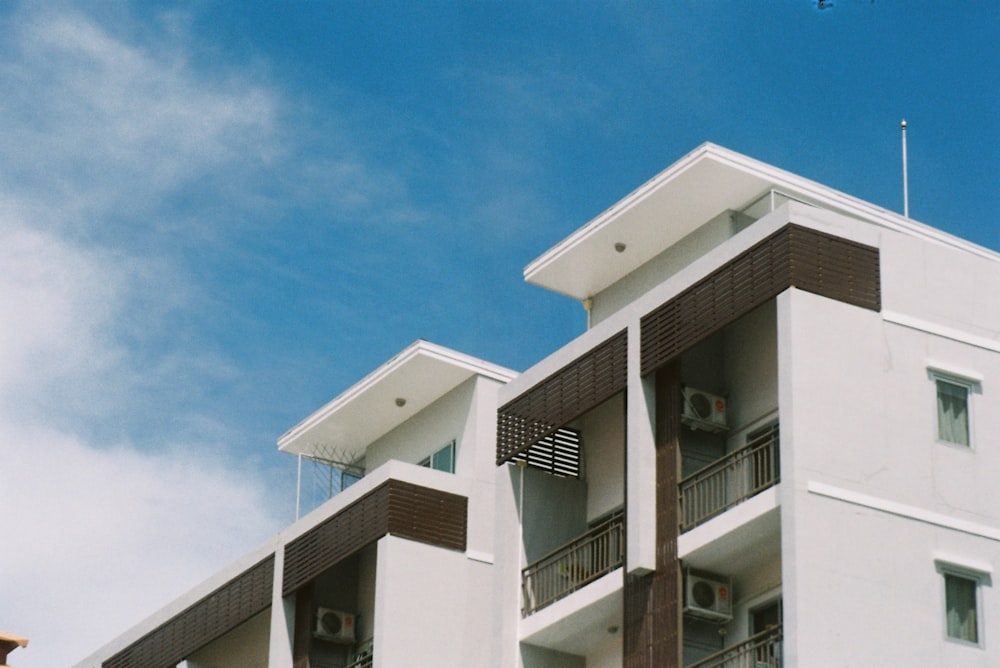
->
[681,387,728,432]
[683,570,733,622]
[314,607,356,643]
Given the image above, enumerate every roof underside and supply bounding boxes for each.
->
[524,142,995,301]
[525,146,773,300]
[278,341,516,460]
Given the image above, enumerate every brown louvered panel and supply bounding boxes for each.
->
[641,224,879,376]
[283,480,468,595]
[497,329,627,464]
[787,225,881,311]
[103,555,275,668]
[283,484,391,595]
[386,480,467,551]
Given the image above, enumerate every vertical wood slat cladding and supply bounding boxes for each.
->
[291,581,315,667]
[496,329,627,465]
[641,224,880,376]
[282,480,467,596]
[103,556,275,668]
[624,361,682,668]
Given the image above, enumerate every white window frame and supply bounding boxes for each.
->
[935,559,991,648]
[927,366,981,449]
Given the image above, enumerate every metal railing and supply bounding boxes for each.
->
[687,626,782,668]
[521,512,624,616]
[679,425,779,532]
[345,652,373,668]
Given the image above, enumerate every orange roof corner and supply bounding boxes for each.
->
[0,630,29,666]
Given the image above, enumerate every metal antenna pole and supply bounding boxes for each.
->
[901,119,909,218]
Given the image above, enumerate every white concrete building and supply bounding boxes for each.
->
[77,143,1000,668]
[76,340,517,668]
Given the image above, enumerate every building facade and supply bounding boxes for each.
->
[77,144,1000,668]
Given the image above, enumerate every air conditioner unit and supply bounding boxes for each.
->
[681,387,728,432]
[684,571,733,622]
[314,608,356,643]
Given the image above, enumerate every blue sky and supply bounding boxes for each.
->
[1,2,996,665]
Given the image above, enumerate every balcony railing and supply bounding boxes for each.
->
[679,424,779,532]
[346,652,373,668]
[687,626,783,668]
[521,512,624,616]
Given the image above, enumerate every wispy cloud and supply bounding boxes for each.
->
[0,6,279,230]
[0,7,290,666]
[1,422,279,666]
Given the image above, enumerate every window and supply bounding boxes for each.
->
[936,560,990,647]
[418,440,455,473]
[945,573,979,643]
[936,378,970,446]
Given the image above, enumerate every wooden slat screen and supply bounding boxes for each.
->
[641,224,880,376]
[103,555,275,668]
[283,479,467,595]
[497,329,627,465]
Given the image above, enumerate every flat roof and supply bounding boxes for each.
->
[525,142,999,301]
[277,340,517,459]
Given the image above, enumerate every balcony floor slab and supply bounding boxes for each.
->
[520,569,623,655]
[678,485,780,573]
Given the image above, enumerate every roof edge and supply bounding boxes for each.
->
[524,142,1000,294]
[277,340,517,450]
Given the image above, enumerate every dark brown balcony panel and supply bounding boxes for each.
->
[497,329,627,465]
[641,224,880,375]
[282,479,467,595]
[103,555,274,668]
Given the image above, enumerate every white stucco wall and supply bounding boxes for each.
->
[374,536,494,668]
[579,393,626,522]
[365,377,474,473]
[585,634,622,668]
[356,544,378,647]
[723,300,778,437]
[779,282,1000,667]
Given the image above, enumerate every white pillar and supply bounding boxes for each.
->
[626,322,657,574]
[268,544,295,668]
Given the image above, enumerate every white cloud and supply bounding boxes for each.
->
[0,5,279,229]
[0,7,288,667]
[0,218,284,667]
[0,423,282,668]
[0,220,120,411]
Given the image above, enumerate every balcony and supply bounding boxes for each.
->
[521,512,624,616]
[687,626,782,668]
[679,424,779,532]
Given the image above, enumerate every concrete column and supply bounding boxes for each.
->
[267,544,294,668]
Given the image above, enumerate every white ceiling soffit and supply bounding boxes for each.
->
[277,340,517,458]
[524,142,1000,301]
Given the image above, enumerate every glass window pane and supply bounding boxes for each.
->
[945,574,978,643]
[432,442,454,473]
[937,380,969,446]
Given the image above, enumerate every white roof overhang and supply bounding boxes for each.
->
[277,340,517,459]
[525,142,999,300]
